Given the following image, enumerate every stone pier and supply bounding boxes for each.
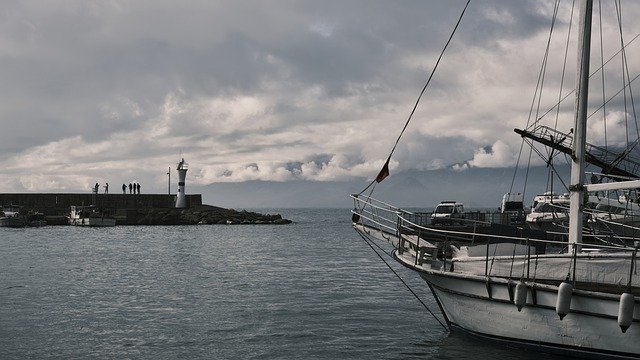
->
[0,193,291,225]
[0,193,202,215]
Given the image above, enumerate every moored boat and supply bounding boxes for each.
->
[0,205,26,228]
[69,205,116,227]
[25,211,47,227]
[351,1,640,358]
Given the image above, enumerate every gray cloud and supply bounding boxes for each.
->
[0,0,639,197]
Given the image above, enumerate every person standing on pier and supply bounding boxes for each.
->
[122,184,126,194]
[128,183,132,194]
[104,183,109,194]
[137,183,141,194]
[94,183,99,194]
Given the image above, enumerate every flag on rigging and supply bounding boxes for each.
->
[375,157,390,183]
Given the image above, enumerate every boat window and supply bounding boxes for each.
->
[435,205,454,214]
[534,203,551,212]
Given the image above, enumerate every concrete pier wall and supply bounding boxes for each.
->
[0,193,202,215]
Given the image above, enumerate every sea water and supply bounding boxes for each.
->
[0,208,561,359]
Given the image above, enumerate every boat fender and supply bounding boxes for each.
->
[556,279,573,320]
[618,292,635,333]
[514,281,527,311]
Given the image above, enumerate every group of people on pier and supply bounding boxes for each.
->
[93,182,141,194]
[122,183,141,194]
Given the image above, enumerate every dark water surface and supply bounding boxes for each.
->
[1,209,560,359]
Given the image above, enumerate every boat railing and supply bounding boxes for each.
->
[352,193,638,253]
[396,212,640,285]
[399,211,639,249]
[351,193,411,237]
[352,194,640,286]
[351,194,634,250]
[522,125,640,177]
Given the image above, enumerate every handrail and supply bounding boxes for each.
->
[351,193,415,215]
[353,193,638,254]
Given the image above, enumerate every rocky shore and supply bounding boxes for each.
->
[115,204,292,225]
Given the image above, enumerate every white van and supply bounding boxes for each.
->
[431,201,465,225]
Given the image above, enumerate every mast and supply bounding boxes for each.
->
[568,0,593,248]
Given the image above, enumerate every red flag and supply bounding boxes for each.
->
[375,157,390,183]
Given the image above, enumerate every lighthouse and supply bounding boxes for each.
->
[175,158,188,208]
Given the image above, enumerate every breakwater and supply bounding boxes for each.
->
[0,193,291,225]
[0,193,202,212]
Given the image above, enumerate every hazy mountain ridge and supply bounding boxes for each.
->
[196,166,556,209]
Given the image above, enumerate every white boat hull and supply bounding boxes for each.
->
[69,217,116,227]
[418,268,640,359]
[0,216,26,227]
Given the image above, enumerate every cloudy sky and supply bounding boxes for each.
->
[1,0,640,205]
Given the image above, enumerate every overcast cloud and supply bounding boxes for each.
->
[1,0,640,196]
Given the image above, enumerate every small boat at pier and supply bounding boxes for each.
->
[69,205,116,227]
[0,205,26,228]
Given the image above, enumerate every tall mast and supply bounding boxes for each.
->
[568,0,593,248]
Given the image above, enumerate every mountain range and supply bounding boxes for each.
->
[194,165,559,209]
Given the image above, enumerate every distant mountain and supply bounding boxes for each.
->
[193,166,563,209]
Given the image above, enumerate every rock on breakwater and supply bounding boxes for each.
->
[116,205,292,225]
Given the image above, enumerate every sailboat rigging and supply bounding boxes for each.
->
[352,1,640,358]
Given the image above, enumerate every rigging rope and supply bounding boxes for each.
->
[359,0,471,195]
[515,4,640,198]
[510,0,562,199]
[598,0,608,150]
[354,229,449,331]
[614,0,640,144]
[553,0,576,134]
[534,0,561,160]
[615,0,631,146]
[533,31,640,125]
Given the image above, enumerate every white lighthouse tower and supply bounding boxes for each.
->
[175,158,188,208]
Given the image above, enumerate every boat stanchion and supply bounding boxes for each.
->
[514,281,527,311]
[507,280,515,303]
[556,277,573,320]
[485,277,492,299]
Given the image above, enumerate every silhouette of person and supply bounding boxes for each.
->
[122,184,126,194]
[94,183,99,194]
[104,183,109,194]
[137,183,141,194]
[129,183,133,194]
[133,182,137,194]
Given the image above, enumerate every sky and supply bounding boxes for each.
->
[1,1,640,207]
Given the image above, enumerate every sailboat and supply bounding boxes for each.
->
[352,1,640,358]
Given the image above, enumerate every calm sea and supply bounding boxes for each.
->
[0,208,560,359]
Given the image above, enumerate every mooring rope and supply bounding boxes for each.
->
[355,229,449,331]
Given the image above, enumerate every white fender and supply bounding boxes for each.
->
[618,292,635,333]
[514,281,527,311]
[556,280,573,320]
